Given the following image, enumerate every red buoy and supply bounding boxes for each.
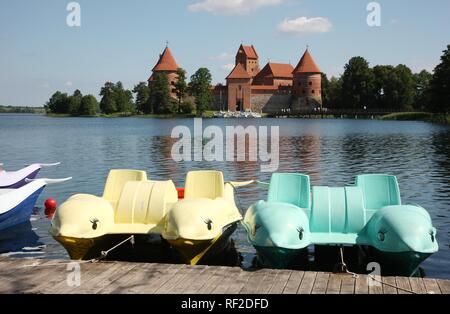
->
[44,198,57,220]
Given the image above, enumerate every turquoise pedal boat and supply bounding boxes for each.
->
[243,173,439,275]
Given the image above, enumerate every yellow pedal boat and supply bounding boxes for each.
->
[49,169,179,260]
[50,169,250,264]
[162,170,251,265]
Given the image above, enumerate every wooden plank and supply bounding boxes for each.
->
[184,266,220,294]
[340,275,355,294]
[283,271,304,294]
[268,270,291,294]
[130,264,184,294]
[423,278,442,294]
[208,266,241,294]
[0,259,57,293]
[437,279,450,294]
[154,265,195,294]
[382,277,398,294]
[326,274,342,294]
[409,277,426,294]
[197,266,230,294]
[368,275,383,294]
[256,269,278,294]
[91,263,160,294]
[240,269,269,294]
[354,275,369,294]
[312,272,329,294]
[395,277,413,294]
[168,266,207,294]
[224,270,253,294]
[297,271,316,294]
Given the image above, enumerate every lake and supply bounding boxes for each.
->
[0,114,449,279]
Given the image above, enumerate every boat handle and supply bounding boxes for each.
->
[24,162,61,167]
[25,177,72,185]
[227,180,255,188]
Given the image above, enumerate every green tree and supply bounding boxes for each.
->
[68,89,83,116]
[373,65,394,108]
[429,45,450,113]
[149,72,172,114]
[190,68,212,116]
[341,57,375,109]
[99,82,117,114]
[133,82,150,114]
[174,68,188,113]
[114,82,134,113]
[79,95,98,116]
[413,70,432,110]
[320,73,330,108]
[393,64,415,110]
[328,77,343,109]
[45,91,70,114]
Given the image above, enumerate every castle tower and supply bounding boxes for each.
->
[235,44,260,80]
[226,63,252,112]
[292,49,322,108]
[149,46,180,98]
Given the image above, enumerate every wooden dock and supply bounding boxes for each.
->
[0,257,449,294]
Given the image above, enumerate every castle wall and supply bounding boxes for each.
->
[251,94,292,113]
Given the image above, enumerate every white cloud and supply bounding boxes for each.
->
[65,81,73,86]
[210,52,234,61]
[188,0,283,15]
[278,17,332,34]
[221,63,235,71]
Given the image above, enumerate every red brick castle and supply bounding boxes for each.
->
[149,44,322,113]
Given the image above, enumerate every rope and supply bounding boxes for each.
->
[337,246,419,294]
[19,235,135,268]
[229,182,245,216]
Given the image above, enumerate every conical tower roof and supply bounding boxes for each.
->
[152,47,179,72]
[293,49,321,74]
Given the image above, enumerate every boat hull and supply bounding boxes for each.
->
[53,233,176,263]
[254,246,303,269]
[365,247,432,277]
[0,187,43,231]
[168,223,238,265]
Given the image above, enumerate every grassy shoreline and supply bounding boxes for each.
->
[380,112,450,124]
[43,111,450,125]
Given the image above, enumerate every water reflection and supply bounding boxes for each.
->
[0,116,449,278]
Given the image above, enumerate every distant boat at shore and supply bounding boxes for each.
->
[213,111,262,119]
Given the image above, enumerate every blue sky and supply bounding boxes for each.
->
[1,0,449,106]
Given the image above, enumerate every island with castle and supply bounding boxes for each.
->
[148,44,322,114]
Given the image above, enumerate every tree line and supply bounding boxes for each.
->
[45,67,213,116]
[322,45,450,114]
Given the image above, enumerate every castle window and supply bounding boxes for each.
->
[312,90,315,94]
[239,85,242,91]
[298,82,301,86]
[172,89,176,93]
[171,81,175,85]
[309,82,312,86]
[302,90,306,94]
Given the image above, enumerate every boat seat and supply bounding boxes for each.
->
[356,174,401,210]
[115,180,178,225]
[102,170,148,208]
[267,173,311,209]
[184,171,225,200]
[311,186,366,234]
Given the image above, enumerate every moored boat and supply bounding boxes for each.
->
[162,171,252,265]
[243,173,439,276]
[0,162,61,189]
[0,177,71,231]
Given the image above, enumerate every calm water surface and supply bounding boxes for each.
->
[0,115,449,278]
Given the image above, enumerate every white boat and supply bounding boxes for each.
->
[0,162,61,189]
